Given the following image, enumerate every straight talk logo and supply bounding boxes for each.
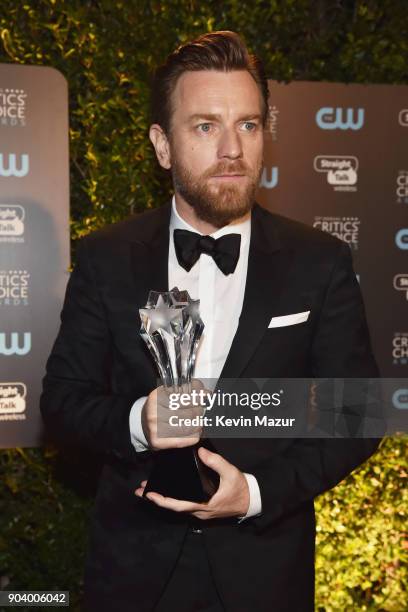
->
[0,383,27,420]
[313,155,358,192]
[0,205,25,242]
[394,275,408,300]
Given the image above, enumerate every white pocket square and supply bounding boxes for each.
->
[268,310,310,328]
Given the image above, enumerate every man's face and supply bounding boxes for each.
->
[165,70,264,228]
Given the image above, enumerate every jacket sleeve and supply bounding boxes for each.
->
[250,241,384,532]
[40,236,141,462]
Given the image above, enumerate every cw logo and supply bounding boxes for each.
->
[0,332,31,356]
[398,110,408,127]
[259,166,278,189]
[316,107,365,130]
[395,229,408,250]
[392,389,408,409]
[0,153,29,177]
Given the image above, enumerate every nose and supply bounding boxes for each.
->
[217,127,243,160]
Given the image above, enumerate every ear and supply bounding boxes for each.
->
[149,124,171,169]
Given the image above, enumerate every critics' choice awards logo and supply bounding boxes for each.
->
[0,332,31,356]
[0,383,26,420]
[316,107,365,130]
[314,155,358,192]
[265,105,279,140]
[393,333,408,366]
[396,171,408,204]
[313,216,360,249]
[395,229,408,250]
[0,205,25,243]
[259,166,278,189]
[0,270,30,306]
[0,88,27,127]
[398,109,408,127]
[0,153,29,177]
[394,274,408,300]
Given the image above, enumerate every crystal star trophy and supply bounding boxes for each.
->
[139,287,219,502]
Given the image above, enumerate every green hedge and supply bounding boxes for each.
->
[0,1,406,610]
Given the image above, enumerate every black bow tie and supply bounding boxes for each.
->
[173,229,241,276]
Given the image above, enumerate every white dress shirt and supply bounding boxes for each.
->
[129,195,262,520]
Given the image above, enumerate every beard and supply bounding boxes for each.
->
[171,154,262,229]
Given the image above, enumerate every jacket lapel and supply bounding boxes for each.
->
[130,201,171,308]
[219,204,294,379]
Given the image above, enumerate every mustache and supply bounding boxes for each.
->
[203,160,250,177]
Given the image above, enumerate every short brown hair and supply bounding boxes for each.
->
[150,30,269,135]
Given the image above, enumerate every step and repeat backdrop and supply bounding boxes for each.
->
[258,80,408,412]
[0,72,406,447]
[0,64,69,448]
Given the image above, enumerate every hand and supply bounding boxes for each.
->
[135,446,250,520]
[141,379,207,450]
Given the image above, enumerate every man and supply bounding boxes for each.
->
[40,31,381,611]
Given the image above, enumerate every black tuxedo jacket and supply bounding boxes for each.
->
[40,201,381,612]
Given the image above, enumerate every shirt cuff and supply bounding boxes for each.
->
[129,396,149,452]
[237,473,262,523]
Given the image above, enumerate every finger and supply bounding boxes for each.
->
[156,420,202,440]
[176,404,206,417]
[191,378,205,391]
[145,492,206,513]
[198,446,231,477]
[191,510,213,520]
[156,422,202,440]
[151,435,201,450]
[174,435,201,447]
[135,486,145,497]
[178,425,203,438]
[158,416,202,434]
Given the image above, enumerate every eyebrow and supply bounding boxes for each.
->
[187,113,262,123]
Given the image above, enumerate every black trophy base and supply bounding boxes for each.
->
[143,442,220,503]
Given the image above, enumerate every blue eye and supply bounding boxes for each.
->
[198,123,211,132]
[243,122,256,131]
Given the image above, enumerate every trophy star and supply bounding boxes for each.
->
[139,288,205,388]
[140,304,183,334]
[155,294,171,309]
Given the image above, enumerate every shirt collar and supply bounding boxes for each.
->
[169,194,251,243]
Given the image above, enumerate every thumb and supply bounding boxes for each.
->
[198,446,230,476]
